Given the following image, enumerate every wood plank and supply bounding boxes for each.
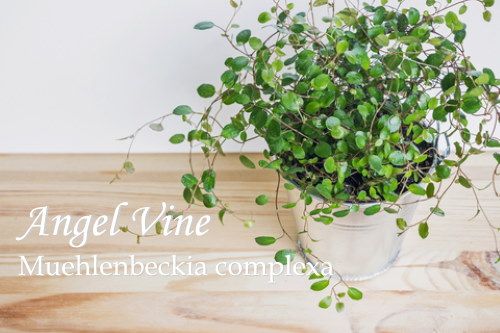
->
[0,152,499,332]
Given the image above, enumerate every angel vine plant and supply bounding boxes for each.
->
[115,0,500,311]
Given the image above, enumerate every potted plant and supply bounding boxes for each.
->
[116,0,500,310]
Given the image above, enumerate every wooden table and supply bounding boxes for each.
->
[0,153,499,333]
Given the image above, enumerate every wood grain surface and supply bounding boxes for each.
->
[0,153,499,333]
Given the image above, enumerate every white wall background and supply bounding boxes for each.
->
[0,0,498,153]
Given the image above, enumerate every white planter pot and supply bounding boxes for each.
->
[287,189,418,281]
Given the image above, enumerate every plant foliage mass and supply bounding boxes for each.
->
[116,0,500,311]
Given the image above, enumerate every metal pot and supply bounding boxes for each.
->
[287,189,418,281]
[286,125,449,281]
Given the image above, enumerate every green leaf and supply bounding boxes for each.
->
[483,10,492,22]
[173,105,193,116]
[368,155,383,172]
[336,40,349,55]
[202,169,216,192]
[221,124,241,139]
[408,8,420,25]
[314,215,334,224]
[326,116,341,129]
[333,209,350,218]
[355,132,367,149]
[462,97,482,114]
[384,53,403,71]
[374,34,389,47]
[149,123,163,131]
[430,206,445,217]
[290,24,305,33]
[197,84,216,98]
[486,139,500,148]
[485,0,495,7]
[255,194,269,205]
[433,107,447,122]
[314,142,332,159]
[258,12,272,23]
[309,272,324,280]
[428,97,439,109]
[494,153,500,164]
[123,161,135,174]
[267,119,281,139]
[409,184,426,196]
[239,155,256,169]
[436,165,451,179]
[387,115,401,133]
[370,64,384,78]
[418,222,429,239]
[335,302,345,313]
[346,71,363,85]
[274,249,296,265]
[261,69,274,83]
[255,236,276,246]
[218,208,226,224]
[221,70,237,85]
[445,12,462,31]
[231,56,249,71]
[458,176,472,188]
[475,73,490,85]
[305,101,321,114]
[250,109,267,130]
[249,37,263,50]
[414,154,428,163]
[202,193,217,208]
[441,73,456,92]
[347,287,363,300]
[183,187,193,203]
[330,126,347,139]
[181,173,198,188]
[310,280,329,291]
[313,0,328,6]
[396,218,407,230]
[155,221,163,235]
[169,133,185,144]
[311,74,330,90]
[465,85,489,97]
[426,53,444,67]
[292,145,306,159]
[194,21,215,30]
[368,25,385,38]
[193,188,203,202]
[400,36,420,45]
[282,202,296,209]
[319,296,332,309]
[281,91,302,111]
[324,157,335,173]
[236,29,251,45]
[384,207,398,214]
[364,204,381,216]
[426,183,435,198]
[389,151,406,166]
